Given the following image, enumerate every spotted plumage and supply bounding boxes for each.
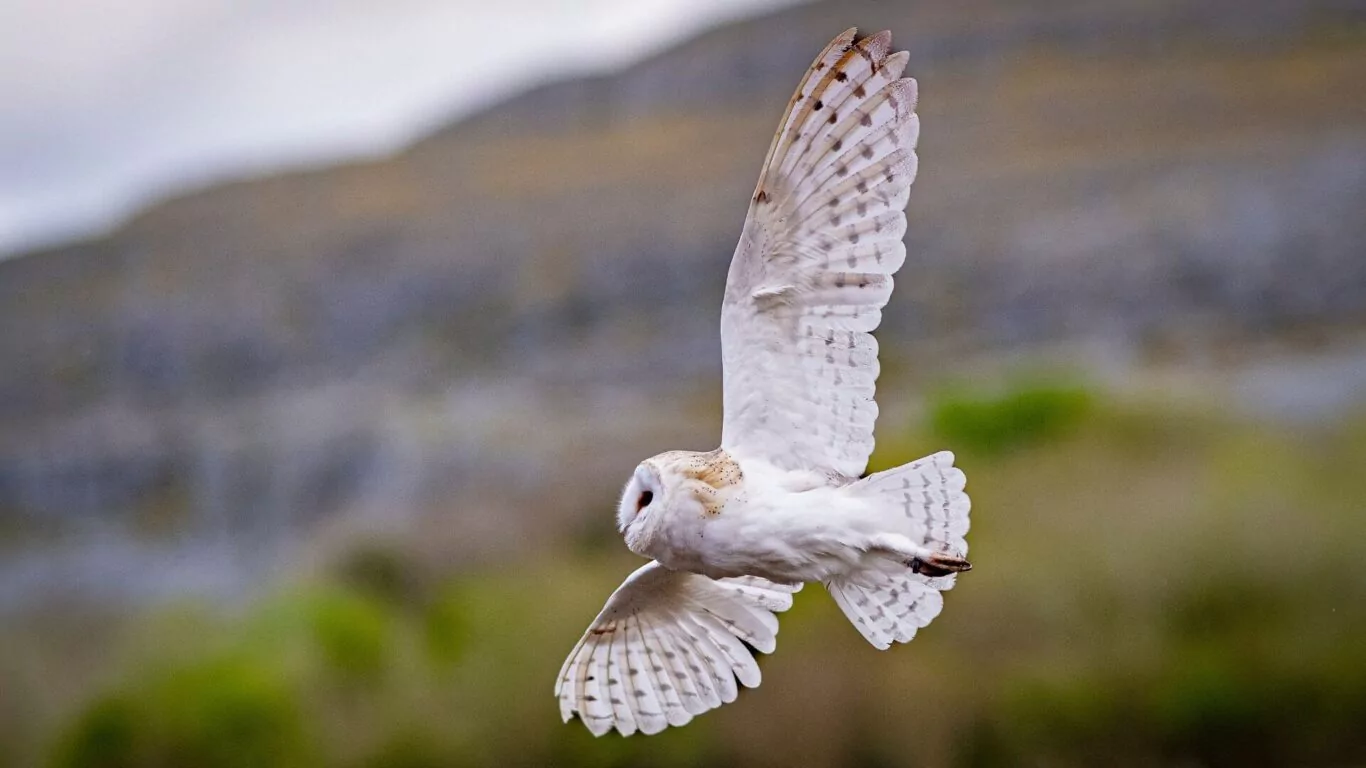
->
[557,28,972,737]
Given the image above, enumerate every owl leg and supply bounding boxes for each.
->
[866,533,972,577]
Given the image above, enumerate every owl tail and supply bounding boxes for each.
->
[825,451,971,649]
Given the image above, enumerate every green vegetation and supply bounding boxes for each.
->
[21,386,1366,767]
[928,378,1094,456]
[50,656,314,768]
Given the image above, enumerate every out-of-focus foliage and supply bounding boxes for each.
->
[50,656,315,768]
[928,380,1093,455]
[28,389,1366,768]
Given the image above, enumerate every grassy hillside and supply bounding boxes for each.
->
[6,387,1365,767]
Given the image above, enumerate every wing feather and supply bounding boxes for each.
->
[623,618,668,734]
[675,612,740,703]
[676,639,723,711]
[653,624,705,717]
[688,612,762,689]
[635,611,692,727]
[721,29,920,478]
[605,625,637,734]
[826,569,949,649]
[557,562,801,736]
[574,637,613,735]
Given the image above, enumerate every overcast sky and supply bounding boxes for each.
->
[0,0,802,258]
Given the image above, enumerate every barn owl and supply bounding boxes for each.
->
[556,28,972,736]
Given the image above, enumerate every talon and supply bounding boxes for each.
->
[909,552,972,577]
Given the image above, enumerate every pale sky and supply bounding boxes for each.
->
[0,0,802,258]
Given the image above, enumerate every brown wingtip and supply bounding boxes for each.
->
[816,28,858,71]
[853,30,893,65]
[857,29,893,46]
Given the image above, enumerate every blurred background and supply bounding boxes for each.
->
[3,0,1366,765]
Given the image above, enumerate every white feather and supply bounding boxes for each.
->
[721,29,921,480]
[558,28,973,737]
[826,569,948,650]
[557,561,800,736]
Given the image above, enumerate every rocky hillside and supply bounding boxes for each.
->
[2,0,1364,606]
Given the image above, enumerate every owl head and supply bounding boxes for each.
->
[616,449,742,557]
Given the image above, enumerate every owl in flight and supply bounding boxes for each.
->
[556,28,972,736]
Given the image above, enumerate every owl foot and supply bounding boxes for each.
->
[908,552,972,577]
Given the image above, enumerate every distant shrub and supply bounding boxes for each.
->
[333,543,424,608]
[422,585,470,667]
[929,380,1093,455]
[971,650,1366,768]
[351,730,470,768]
[960,567,1366,768]
[304,589,393,679]
[48,696,139,768]
[49,657,315,768]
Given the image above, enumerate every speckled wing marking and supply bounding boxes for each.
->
[556,561,801,736]
[720,28,919,479]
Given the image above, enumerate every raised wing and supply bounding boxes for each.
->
[720,29,919,478]
[555,561,801,736]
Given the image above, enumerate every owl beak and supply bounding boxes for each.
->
[617,506,634,535]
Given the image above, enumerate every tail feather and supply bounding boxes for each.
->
[827,451,971,649]
[856,450,970,555]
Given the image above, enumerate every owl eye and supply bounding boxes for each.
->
[636,490,654,511]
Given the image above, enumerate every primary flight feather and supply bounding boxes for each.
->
[556,28,972,737]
